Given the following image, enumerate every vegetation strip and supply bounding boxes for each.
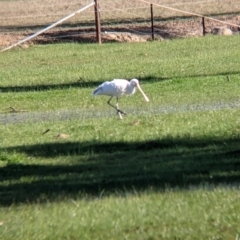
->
[0,100,239,125]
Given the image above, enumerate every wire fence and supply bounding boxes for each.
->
[0,0,239,47]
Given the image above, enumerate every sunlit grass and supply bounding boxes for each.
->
[1,36,239,84]
[0,35,240,239]
[1,188,240,240]
[0,36,239,113]
[0,109,239,148]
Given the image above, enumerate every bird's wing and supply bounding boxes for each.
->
[93,79,129,96]
[110,79,129,93]
[92,81,110,95]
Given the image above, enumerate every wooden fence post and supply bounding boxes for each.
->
[150,4,154,40]
[202,17,206,36]
[94,0,101,44]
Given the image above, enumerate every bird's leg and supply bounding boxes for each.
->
[115,97,126,115]
[107,97,126,115]
[107,96,116,111]
[115,98,124,119]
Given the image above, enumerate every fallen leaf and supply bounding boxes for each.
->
[131,120,141,126]
[55,133,70,139]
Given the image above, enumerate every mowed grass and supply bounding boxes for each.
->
[1,35,239,112]
[1,189,240,240]
[0,35,240,239]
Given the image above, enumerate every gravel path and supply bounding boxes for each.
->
[0,100,239,125]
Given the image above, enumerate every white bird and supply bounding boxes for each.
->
[92,78,149,119]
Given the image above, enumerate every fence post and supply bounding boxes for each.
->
[150,4,154,40]
[202,17,206,36]
[94,0,101,44]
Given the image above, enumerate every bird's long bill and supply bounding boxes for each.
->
[136,83,149,102]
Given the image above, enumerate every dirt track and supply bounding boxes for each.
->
[0,15,239,48]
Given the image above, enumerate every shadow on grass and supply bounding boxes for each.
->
[0,136,240,206]
[0,79,100,93]
[0,76,168,93]
[1,72,239,93]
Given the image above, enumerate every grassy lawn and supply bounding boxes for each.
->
[0,35,240,239]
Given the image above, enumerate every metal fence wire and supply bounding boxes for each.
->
[0,0,239,50]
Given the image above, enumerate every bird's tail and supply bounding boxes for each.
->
[92,86,102,96]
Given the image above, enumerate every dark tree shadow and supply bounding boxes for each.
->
[1,72,239,93]
[0,135,239,206]
[0,79,99,93]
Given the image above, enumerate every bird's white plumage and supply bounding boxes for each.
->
[92,78,149,119]
[93,79,136,97]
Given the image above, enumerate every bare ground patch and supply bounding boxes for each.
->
[0,15,239,49]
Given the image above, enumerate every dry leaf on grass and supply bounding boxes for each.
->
[55,133,70,139]
[131,120,141,126]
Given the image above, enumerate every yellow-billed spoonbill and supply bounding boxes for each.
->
[92,78,149,119]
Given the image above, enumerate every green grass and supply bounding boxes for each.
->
[0,35,240,239]
[1,36,239,112]
[1,189,240,240]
